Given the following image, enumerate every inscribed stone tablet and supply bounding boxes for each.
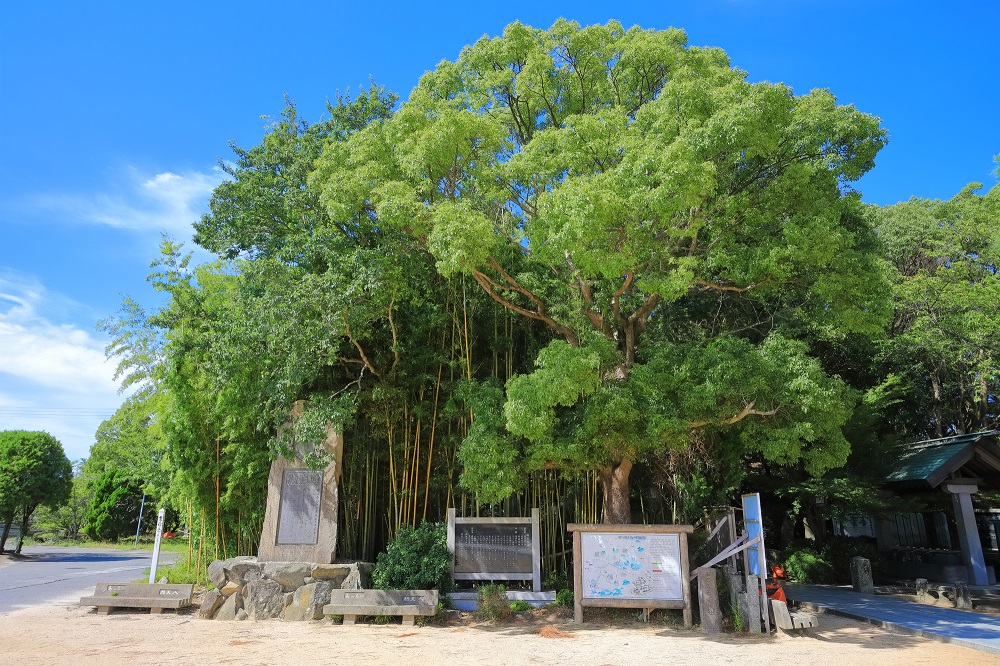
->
[276,470,322,545]
[454,523,533,574]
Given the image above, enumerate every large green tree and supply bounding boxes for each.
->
[312,19,890,522]
[876,180,1000,437]
[0,431,73,553]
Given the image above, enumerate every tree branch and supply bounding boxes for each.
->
[341,312,381,378]
[689,401,779,429]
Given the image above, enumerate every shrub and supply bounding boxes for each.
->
[780,537,884,584]
[782,546,835,584]
[475,583,512,621]
[555,588,573,607]
[509,599,532,612]
[372,521,454,591]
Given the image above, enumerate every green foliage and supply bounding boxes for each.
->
[312,19,891,517]
[31,461,91,541]
[0,431,73,553]
[780,537,884,584]
[781,545,834,584]
[83,469,147,541]
[555,588,573,607]
[474,583,512,621]
[509,599,532,612]
[372,522,454,591]
[874,182,1000,436]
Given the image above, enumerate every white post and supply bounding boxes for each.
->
[133,494,146,549]
[148,508,166,584]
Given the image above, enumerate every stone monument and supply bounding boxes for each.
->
[257,404,342,563]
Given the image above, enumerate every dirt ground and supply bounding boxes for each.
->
[1,594,999,666]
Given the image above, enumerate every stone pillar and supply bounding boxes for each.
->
[943,482,989,586]
[932,512,952,549]
[258,419,342,564]
[850,556,875,594]
[697,567,722,634]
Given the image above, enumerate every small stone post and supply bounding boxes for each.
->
[850,556,875,594]
[697,567,723,634]
[744,573,761,634]
[955,581,972,609]
[915,578,929,604]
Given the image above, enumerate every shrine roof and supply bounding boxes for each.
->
[884,431,1000,491]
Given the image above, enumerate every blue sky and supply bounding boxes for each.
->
[1,1,998,462]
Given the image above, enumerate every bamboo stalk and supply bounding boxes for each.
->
[423,364,443,521]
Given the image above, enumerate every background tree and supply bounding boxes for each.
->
[82,468,149,541]
[0,431,72,553]
[876,181,1000,437]
[31,460,92,541]
[312,19,890,522]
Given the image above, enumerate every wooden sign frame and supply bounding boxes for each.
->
[567,523,693,628]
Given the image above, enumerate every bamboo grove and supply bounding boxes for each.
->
[91,21,1000,580]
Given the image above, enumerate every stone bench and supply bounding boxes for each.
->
[80,582,194,615]
[770,598,818,631]
[323,589,438,626]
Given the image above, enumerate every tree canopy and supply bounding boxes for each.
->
[310,19,890,521]
[0,430,72,553]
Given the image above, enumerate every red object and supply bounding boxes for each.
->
[163,531,176,538]
[768,585,786,603]
[771,564,787,579]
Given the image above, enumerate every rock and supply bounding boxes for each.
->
[340,565,370,590]
[207,560,228,589]
[220,581,241,596]
[263,562,313,591]
[227,561,264,586]
[214,590,243,621]
[244,579,286,620]
[198,589,224,619]
[282,581,335,621]
[236,609,248,621]
[311,564,352,586]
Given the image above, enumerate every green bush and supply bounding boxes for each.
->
[555,588,573,607]
[780,537,884,584]
[782,546,835,584]
[509,599,532,612]
[372,521,454,591]
[475,583,512,621]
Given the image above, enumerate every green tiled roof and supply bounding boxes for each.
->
[884,431,1000,489]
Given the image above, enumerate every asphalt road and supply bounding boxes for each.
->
[0,546,181,614]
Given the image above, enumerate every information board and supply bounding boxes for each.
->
[581,532,683,600]
[567,523,694,628]
[454,523,533,574]
[447,509,541,590]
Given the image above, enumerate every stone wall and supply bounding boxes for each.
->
[198,557,373,621]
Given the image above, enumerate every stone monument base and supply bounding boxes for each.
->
[199,556,373,621]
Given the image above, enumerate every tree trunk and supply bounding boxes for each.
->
[599,457,633,524]
[0,509,14,553]
[14,504,34,555]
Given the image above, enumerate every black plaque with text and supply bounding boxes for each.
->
[454,523,533,574]
[276,469,322,545]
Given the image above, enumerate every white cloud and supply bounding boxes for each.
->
[0,272,124,461]
[20,166,226,239]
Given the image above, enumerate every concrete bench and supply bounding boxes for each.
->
[80,582,194,615]
[323,589,438,626]
[770,598,818,631]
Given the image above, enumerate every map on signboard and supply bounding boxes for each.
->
[581,533,683,600]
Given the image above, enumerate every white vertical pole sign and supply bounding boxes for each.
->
[148,508,166,584]
[742,493,770,632]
